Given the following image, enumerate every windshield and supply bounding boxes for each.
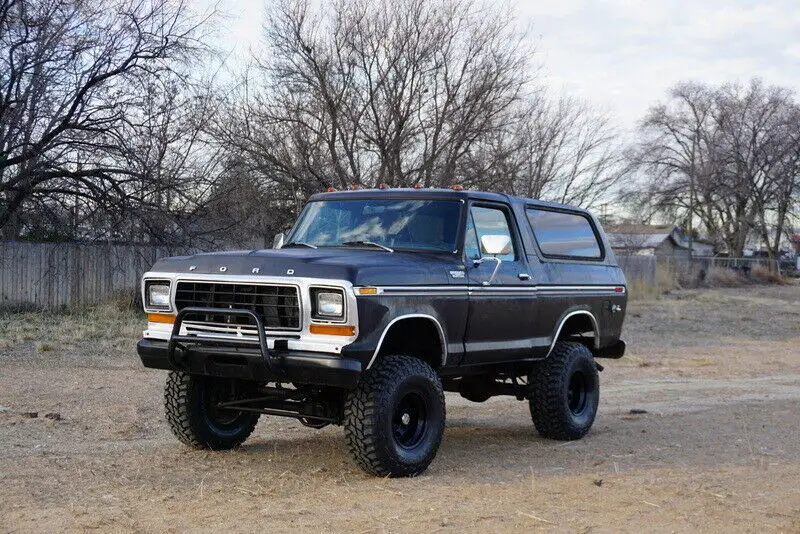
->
[287,199,462,252]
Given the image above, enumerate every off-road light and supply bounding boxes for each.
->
[146,282,171,309]
[312,288,344,320]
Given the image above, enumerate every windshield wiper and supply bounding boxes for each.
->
[341,241,394,253]
[283,241,318,249]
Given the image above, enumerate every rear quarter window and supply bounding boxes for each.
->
[526,208,603,260]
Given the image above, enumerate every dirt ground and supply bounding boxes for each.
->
[1,285,800,533]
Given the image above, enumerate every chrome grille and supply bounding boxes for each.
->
[174,282,301,331]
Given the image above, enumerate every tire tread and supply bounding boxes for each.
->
[164,371,258,450]
[344,355,445,477]
[529,341,599,440]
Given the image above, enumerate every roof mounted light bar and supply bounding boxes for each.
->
[322,184,464,192]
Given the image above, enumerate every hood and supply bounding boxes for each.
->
[150,248,463,286]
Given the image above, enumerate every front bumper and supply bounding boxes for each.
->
[137,339,362,388]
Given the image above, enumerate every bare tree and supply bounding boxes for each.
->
[1,0,630,248]
[465,95,629,208]
[715,82,800,259]
[102,72,228,246]
[212,0,530,200]
[207,0,625,228]
[629,78,800,257]
[0,0,211,240]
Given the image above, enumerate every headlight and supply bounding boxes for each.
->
[146,282,171,309]
[311,288,344,321]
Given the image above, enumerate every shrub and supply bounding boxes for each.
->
[704,267,748,287]
[628,263,676,300]
[751,265,786,284]
[106,290,140,312]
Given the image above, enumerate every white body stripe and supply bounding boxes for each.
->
[355,285,625,296]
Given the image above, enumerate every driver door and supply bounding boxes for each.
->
[463,203,537,364]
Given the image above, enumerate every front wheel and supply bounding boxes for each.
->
[164,371,260,450]
[344,355,446,477]
[529,342,599,440]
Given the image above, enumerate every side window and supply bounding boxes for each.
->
[470,206,516,261]
[526,208,603,259]
[464,212,480,260]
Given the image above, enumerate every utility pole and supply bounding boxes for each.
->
[688,172,694,258]
[688,130,698,260]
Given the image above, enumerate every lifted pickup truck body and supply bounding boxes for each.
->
[138,189,627,476]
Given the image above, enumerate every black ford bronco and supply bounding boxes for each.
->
[137,188,627,477]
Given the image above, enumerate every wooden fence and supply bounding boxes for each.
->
[616,255,658,285]
[0,240,789,309]
[616,254,781,287]
[0,241,191,309]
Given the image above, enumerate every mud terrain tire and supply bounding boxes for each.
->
[529,341,599,440]
[344,355,445,477]
[164,371,259,450]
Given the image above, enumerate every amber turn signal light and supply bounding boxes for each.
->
[147,313,176,324]
[357,287,379,295]
[309,324,356,336]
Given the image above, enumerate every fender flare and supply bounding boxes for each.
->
[366,314,447,370]
[545,310,599,358]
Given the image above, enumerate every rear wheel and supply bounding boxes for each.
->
[344,355,445,477]
[164,371,260,450]
[529,342,599,440]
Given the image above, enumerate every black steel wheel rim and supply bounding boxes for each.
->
[203,381,246,429]
[567,371,588,415]
[392,391,427,450]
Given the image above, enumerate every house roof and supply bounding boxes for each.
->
[604,224,675,235]
[607,232,674,249]
[606,223,679,250]
[606,224,715,250]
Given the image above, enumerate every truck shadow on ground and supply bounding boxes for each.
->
[229,423,614,479]
[223,394,797,482]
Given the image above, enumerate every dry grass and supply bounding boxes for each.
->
[2,286,800,532]
[628,261,790,299]
[751,264,787,284]
[704,266,748,287]
[627,263,676,300]
[0,304,143,350]
[104,289,141,312]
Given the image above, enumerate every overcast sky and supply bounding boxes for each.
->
[208,0,800,133]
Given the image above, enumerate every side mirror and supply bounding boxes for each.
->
[272,232,286,249]
[480,234,512,256]
[476,235,512,286]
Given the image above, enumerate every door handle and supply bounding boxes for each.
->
[518,273,531,281]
